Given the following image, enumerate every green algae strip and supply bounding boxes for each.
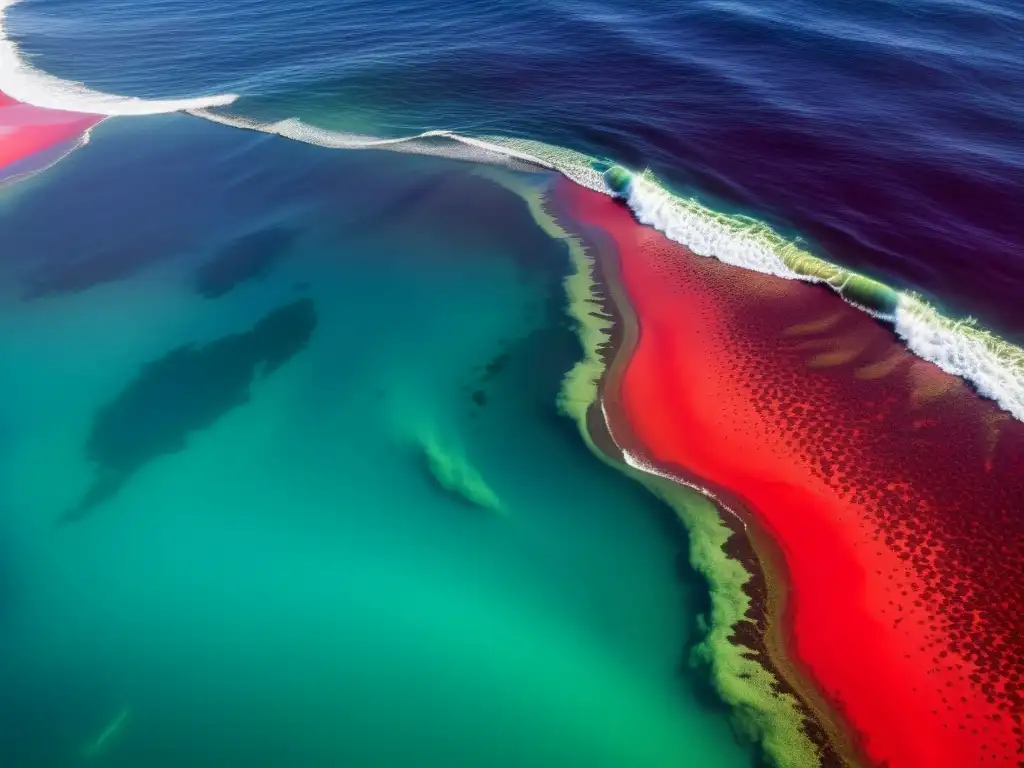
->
[562,307,825,763]
[471,168,610,448]
[489,170,828,767]
[641,480,824,768]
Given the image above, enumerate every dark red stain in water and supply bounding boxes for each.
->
[556,178,1024,767]
[0,90,101,173]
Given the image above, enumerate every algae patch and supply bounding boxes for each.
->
[473,168,612,441]
[381,371,503,515]
[418,432,502,513]
[638,474,825,768]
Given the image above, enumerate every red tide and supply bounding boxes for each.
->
[556,178,1024,767]
[0,90,101,171]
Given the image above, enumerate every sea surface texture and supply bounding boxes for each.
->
[1,0,1021,766]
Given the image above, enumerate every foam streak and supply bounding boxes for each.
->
[190,110,557,171]
[0,0,236,115]
[607,168,1024,423]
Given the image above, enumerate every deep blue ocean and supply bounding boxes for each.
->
[9,0,1024,335]
[0,0,1021,765]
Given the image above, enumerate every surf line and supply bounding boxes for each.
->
[188,108,563,174]
[1,0,1020,423]
[197,106,1024,425]
[0,0,237,115]
[0,0,239,182]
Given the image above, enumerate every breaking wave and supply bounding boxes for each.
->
[175,109,1024,424]
[608,168,1024,421]
[894,299,1024,421]
[0,0,237,115]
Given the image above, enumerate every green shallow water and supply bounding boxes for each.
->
[0,116,751,767]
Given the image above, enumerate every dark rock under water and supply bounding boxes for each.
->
[23,246,160,300]
[193,227,297,299]
[59,298,317,525]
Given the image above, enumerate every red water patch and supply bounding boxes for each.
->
[556,179,1024,767]
[0,90,101,173]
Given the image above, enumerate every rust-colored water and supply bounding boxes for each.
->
[0,91,100,172]
[556,178,1024,768]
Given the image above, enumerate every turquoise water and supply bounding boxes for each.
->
[0,117,751,766]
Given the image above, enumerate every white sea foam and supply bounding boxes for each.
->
[610,170,1024,422]
[620,448,749,530]
[895,296,1024,420]
[0,0,236,115]
[193,111,611,194]
[190,110,559,172]
[480,135,607,193]
[622,173,800,279]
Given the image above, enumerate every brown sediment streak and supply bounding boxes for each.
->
[568,212,632,461]
[547,175,1024,768]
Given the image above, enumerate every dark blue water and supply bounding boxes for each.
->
[9,0,1024,336]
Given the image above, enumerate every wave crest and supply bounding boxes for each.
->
[895,299,1024,420]
[606,166,1024,421]
[0,0,237,115]
[191,109,558,171]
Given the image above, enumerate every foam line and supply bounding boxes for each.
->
[190,109,559,172]
[0,0,236,115]
[620,171,800,279]
[190,110,1024,422]
[895,297,1024,420]
[605,166,1024,422]
[192,110,615,196]
[2,0,1020,422]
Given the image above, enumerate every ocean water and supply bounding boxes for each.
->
[6,0,1023,336]
[0,117,751,765]
[1,0,1022,766]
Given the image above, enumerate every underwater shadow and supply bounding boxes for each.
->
[192,226,298,299]
[23,245,170,300]
[59,298,317,525]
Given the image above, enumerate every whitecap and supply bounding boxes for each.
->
[0,0,236,115]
